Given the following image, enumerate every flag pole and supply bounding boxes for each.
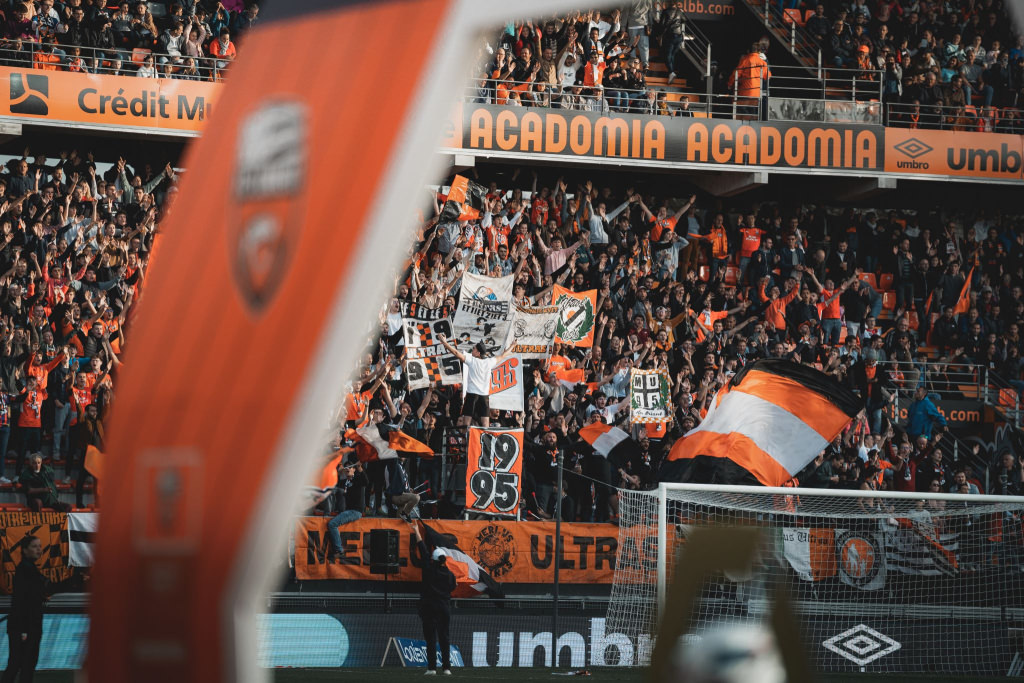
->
[552,451,564,669]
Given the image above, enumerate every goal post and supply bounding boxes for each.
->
[608,483,1024,675]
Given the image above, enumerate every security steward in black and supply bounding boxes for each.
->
[2,534,77,683]
[411,522,456,675]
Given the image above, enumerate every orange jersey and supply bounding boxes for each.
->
[25,353,63,391]
[759,282,801,330]
[345,390,373,426]
[739,227,764,257]
[546,354,570,380]
[649,216,677,242]
[70,385,95,426]
[17,389,47,428]
[820,289,841,319]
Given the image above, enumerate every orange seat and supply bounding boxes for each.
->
[879,272,894,291]
[999,388,1019,407]
[725,265,741,285]
[839,325,848,344]
[698,265,710,282]
[882,291,896,310]
[783,8,804,24]
[858,272,878,289]
[131,47,152,66]
[906,311,919,330]
[804,9,816,22]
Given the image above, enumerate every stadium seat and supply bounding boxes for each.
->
[858,272,878,289]
[132,48,152,66]
[882,291,896,310]
[906,311,919,330]
[879,272,894,291]
[699,265,710,282]
[783,8,804,24]
[804,9,816,22]
[725,265,740,285]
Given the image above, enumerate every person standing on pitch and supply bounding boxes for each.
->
[411,522,455,675]
[2,534,71,683]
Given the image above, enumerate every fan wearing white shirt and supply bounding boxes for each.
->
[437,333,514,428]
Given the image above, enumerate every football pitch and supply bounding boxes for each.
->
[25,669,1007,682]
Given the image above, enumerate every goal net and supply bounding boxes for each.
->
[607,483,1024,676]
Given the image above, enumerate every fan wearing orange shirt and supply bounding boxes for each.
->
[636,194,696,243]
[758,270,804,338]
[15,375,47,473]
[803,267,863,346]
[69,370,104,428]
[545,344,571,381]
[737,213,765,284]
[83,356,115,395]
[689,298,750,343]
[25,347,67,391]
[342,359,393,429]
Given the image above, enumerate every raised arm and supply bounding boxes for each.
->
[416,386,433,419]
[636,196,655,220]
[672,194,697,221]
[436,332,467,363]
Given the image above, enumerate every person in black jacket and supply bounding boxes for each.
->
[3,535,55,682]
[411,522,456,675]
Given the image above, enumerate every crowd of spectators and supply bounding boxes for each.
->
[475,2,1024,129]
[0,147,174,509]
[478,4,756,116]
[796,0,1024,129]
[1,0,257,79]
[319,168,1024,530]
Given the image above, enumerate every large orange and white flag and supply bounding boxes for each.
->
[663,360,862,487]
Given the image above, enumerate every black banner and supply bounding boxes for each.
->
[455,104,883,171]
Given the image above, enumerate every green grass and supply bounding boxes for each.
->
[22,668,1008,682]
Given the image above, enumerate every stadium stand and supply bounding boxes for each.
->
[329,170,1024,524]
[0,3,1019,522]
[0,0,253,80]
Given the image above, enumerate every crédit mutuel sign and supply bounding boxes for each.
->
[2,67,219,136]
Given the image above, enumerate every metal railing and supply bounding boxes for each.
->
[766,64,883,102]
[886,101,1024,133]
[981,367,1023,429]
[879,359,992,483]
[468,64,883,122]
[468,78,656,113]
[672,16,713,79]
[0,39,229,82]
[747,0,822,69]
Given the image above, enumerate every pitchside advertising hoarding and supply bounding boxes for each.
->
[7,612,1014,673]
[0,66,216,135]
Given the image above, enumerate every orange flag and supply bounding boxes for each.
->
[953,266,975,315]
[388,429,434,457]
[551,285,597,347]
[316,450,347,491]
[84,445,104,481]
